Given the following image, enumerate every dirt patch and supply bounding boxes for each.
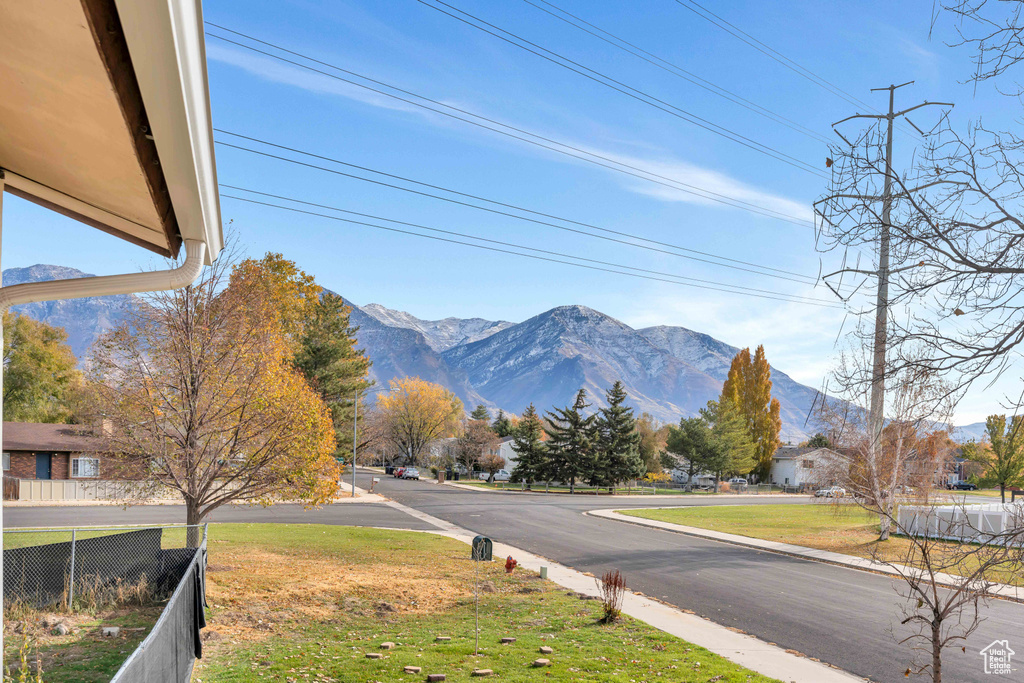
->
[204,547,475,642]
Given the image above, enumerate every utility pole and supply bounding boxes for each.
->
[830,83,952,451]
[352,391,358,498]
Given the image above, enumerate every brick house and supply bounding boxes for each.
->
[2,422,104,481]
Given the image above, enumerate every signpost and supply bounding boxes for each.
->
[471,536,492,655]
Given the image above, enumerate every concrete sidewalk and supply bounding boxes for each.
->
[384,499,864,683]
[591,508,1024,603]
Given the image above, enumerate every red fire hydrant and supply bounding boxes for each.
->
[505,555,518,574]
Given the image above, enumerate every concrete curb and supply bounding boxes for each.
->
[383,500,864,683]
[591,508,1024,603]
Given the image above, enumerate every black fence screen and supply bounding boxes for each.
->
[109,542,207,683]
[3,526,207,683]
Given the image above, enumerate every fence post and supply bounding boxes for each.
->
[67,528,77,609]
[203,523,209,545]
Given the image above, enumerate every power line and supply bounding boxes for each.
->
[524,0,832,145]
[220,188,846,309]
[215,129,819,283]
[205,27,813,227]
[414,0,829,178]
[671,0,922,141]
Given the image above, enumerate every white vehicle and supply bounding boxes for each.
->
[815,486,846,498]
[401,467,420,480]
[479,469,512,482]
[728,477,748,488]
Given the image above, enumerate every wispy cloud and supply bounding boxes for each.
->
[209,42,811,223]
[207,43,423,116]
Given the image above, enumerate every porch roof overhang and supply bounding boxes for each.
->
[0,0,222,263]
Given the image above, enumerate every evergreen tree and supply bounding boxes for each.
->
[720,345,782,480]
[665,417,713,488]
[492,409,514,437]
[544,389,598,493]
[510,404,547,487]
[701,400,756,489]
[470,404,491,422]
[293,293,373,462]
[807,433,830,448]
[594,381,644,488]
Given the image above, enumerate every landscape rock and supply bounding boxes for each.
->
[101,626,121,637]
[532,658,551,667]
[539,646,553,655]
[52,623,70,636]
[426,675,446,682]
[365,653,384,659]
[381,641,396,650]
[434,636,451,643]
[500,637,516,644]
[471,669,494,677]
[403,665,422,674]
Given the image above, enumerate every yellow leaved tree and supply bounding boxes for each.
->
[376,377,464,465]
[88,242,338,545]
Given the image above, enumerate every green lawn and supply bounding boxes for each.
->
[621,504,1024,586]
[192,523,781,682]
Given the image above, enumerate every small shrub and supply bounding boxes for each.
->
[643,472,672,483]
[718,481,732,493]
[596,570,626,624]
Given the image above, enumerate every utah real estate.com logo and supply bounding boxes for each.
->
[980,640,1015,676]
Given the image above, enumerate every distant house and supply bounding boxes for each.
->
[494,436,516,465]
[2,422,103,481]
[770,446,846,489]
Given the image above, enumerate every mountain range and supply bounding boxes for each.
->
[6,265,830,441]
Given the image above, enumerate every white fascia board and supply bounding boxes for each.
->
[115,0,223,264]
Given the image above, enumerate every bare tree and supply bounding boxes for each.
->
[455,418,499,475]
[875,500,1024,682]
[817,351,956,539]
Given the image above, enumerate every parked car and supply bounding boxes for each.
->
[401,467,420,480]
[393,467,406,478]
[952,481,978,491]
[728,477,748,488]
[478,469,512,482]
[814,486,846,498]
[894,484,915,494]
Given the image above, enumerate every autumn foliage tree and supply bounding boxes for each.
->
[376,377,463,465]
[3,312,81,423]
[720,346,782,480]
[967,415,1024,503]
[88,244,339,545]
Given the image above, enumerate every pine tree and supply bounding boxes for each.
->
[544,389,598,494]
[510,404,547,488]
[594,381,644,489]
[492,409,514,437]
[719,345,781,481]
[293,293,373,462]
[470,405,491,421]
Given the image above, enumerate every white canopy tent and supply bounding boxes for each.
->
[0,0,223,636]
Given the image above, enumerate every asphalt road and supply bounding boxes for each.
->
[4,474,1022,681]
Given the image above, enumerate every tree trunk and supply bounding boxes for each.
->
[186,500,203,548]
[931,622,942,683]
[1001,483,1006,504]
[878,509,891,541]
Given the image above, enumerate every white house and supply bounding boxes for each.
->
[770,446,846,489]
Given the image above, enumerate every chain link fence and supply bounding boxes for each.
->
[3,525,203,611]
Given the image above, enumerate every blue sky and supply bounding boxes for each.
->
[4,0,1018,424]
